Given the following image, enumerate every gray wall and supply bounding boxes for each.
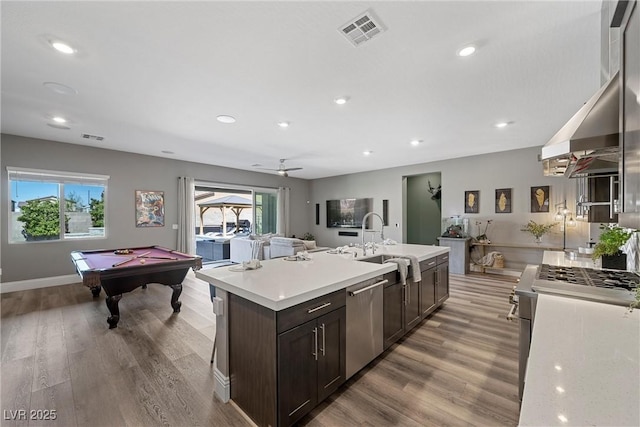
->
[1,134,311,282]
[308,146,588,269]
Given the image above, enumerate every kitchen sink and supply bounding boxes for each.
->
[357,254,394,264]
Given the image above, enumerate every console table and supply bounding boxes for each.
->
[437,237,471,274]
[470,242,563,275]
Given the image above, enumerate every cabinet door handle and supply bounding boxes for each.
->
[319,323,326,356]
[312,327,318,360]
[308,302,331,313]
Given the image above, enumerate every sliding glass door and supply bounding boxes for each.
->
[254,190,277,235]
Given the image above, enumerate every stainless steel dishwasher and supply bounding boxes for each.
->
[345,276,387,379]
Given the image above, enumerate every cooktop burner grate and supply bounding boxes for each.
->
[538,264,639,290]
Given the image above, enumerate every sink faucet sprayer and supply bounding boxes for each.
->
[361,212,385,256]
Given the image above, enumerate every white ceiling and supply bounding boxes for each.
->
[1,1,603,180]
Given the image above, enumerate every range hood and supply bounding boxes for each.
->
[541,72,620,178]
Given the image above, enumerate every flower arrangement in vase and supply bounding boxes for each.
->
[521,220,556,244]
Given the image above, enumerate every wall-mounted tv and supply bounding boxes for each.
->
[326,198,373,228]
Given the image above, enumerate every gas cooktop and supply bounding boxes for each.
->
[538,265,639,291]
[530,264,638,306]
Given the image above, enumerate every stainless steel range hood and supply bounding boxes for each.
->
[541,72,620,178]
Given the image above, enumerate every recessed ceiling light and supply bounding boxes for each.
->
[410,139,423,146]
[43,82,78,96]
[494,121,513,128]
[334,96,350,105]
[277,121,290,128]
[52,116,67,123]
[457,45,476,57]
[51,41,76,55]
[217,115,236,124]
[161,150,174,154]
[363,150,373,156]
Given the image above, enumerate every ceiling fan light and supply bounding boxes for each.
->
[216,115,236,124]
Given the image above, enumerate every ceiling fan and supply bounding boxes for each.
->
[255,159,302,177]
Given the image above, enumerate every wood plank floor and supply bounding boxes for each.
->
[1,272,520,426]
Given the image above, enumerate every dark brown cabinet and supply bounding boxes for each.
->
[436,254,450,304]
[278,307,345,426]
[405,276,421,330]
[382,255,450,349]
[383,271,404,349]
[229,290,346,427]
[420,259,437,318]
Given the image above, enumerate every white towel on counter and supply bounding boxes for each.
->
[384,258,408,285]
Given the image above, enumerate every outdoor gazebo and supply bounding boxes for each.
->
[197,195,252,235]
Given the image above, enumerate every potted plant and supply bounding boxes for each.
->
[520,220,557,244]
[592,225,633,270]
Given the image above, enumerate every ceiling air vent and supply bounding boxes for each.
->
[81,133,105,141]
[339,9,386,47]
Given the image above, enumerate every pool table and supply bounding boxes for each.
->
[70,246,202,328]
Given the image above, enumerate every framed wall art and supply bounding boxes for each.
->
[135,190,165,227]
[464,190,479,214]
[530,185,550,213]
[495,188,512,213]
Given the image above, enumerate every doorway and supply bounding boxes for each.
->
[192,184,279,265]
[404,173,442,245]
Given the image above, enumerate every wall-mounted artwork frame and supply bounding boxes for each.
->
[495,188,512,213]
[135,190,165,227]
[464,190,479,214]
[530,185,550,213]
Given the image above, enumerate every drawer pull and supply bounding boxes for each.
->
[307,302,331,313]
[320,323,326,356]
[348,279,388,296]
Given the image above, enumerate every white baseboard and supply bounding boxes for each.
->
[0,274,79,294]
[213,367,231,403]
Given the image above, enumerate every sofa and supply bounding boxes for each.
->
[230,234,309,263]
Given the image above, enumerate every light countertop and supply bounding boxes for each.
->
[519,293,640,426]
[542,250,601,269]
[195,244,448,310]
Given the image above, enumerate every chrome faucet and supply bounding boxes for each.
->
[361,212,385,256]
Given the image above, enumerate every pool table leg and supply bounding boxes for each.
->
[169,284,182,312]
[90,286,101,297]
[105,294,122,329]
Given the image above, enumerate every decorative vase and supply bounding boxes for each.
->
[601,251,627,270]
[534,235,543,244]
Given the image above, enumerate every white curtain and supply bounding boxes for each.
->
[276,186,290,237]
[177,176,195,254]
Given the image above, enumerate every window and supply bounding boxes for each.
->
[8,167,109,243]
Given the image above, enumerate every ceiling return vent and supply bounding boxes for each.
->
[339,9,386,47]
[81,133,105,141]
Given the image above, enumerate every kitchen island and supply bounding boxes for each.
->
[519,293,639,426]
[195,243,449,427]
